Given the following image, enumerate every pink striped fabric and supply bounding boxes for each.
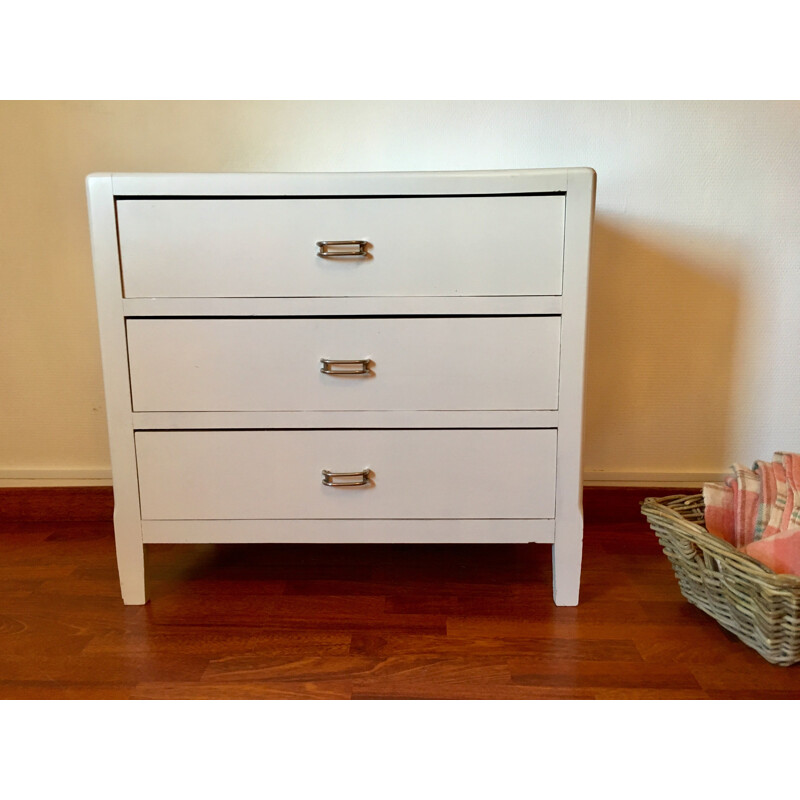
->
[703,480,735,544]
[742,528,800,576]
[733,463,760,549]
[753,460,786,541]
[775,452,800,533]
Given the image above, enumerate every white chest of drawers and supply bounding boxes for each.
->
[87,169,595,606]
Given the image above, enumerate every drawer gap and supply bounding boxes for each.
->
[124,313,561,320]
[114,191,567,201]
[134,426,559,432]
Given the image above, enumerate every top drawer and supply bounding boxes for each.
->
[116,194,565,298]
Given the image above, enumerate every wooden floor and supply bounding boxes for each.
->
[2,509,800,699]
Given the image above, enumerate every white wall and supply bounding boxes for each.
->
[2,100,799,486]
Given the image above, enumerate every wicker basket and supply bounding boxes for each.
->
[641,494,800,665]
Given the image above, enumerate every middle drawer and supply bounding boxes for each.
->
[127,316,561,412]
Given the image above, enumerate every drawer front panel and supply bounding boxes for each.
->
[117,195,565,298]
[127,316,561,412]
[135,429,557,520]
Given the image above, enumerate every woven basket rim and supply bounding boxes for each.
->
[642,493,800,588]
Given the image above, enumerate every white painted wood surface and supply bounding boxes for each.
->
[86,178,146,605]
[131,410,559,429]
[116,195,565,298]
[135,429,557,521]
[87,168,594,606]
[105,168,573,198]
[552,168,595,605]
[141,519,556,544]
[127,316,561,412]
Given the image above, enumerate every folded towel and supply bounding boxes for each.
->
[732,463,760,549]
[781,469,796,533]
[742,527,800,576]
[768,460,789,537]
[703,480,735,544]
[775,452,800,534]
[753,460,786,541]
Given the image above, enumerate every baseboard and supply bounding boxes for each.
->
[582,485,700,524]
[1,485,700,525]
[584,471,723,487]
[0,469,112,488]
[0,487,115,522]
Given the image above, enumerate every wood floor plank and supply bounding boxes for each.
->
[351,684,599,700]
[349,655,513,699]
[130,681,353,700]
[83,629,352,657]
[0,565,76,581]
[0,682,136,699]
[0,651,209,684]
[144,594,447,634]
[508,660,704,691]
[350,633,642,662]
[633,630,774,669]
[704,689,800,699]
[594,689,712,700]
[202,654,381,683]
[690,666,800,694]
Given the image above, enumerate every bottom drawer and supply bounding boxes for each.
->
[135,429,556,520]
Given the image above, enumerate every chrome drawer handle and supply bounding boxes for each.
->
[322,468,371,487]
[320,358,371,375]
[316,240,369,258]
